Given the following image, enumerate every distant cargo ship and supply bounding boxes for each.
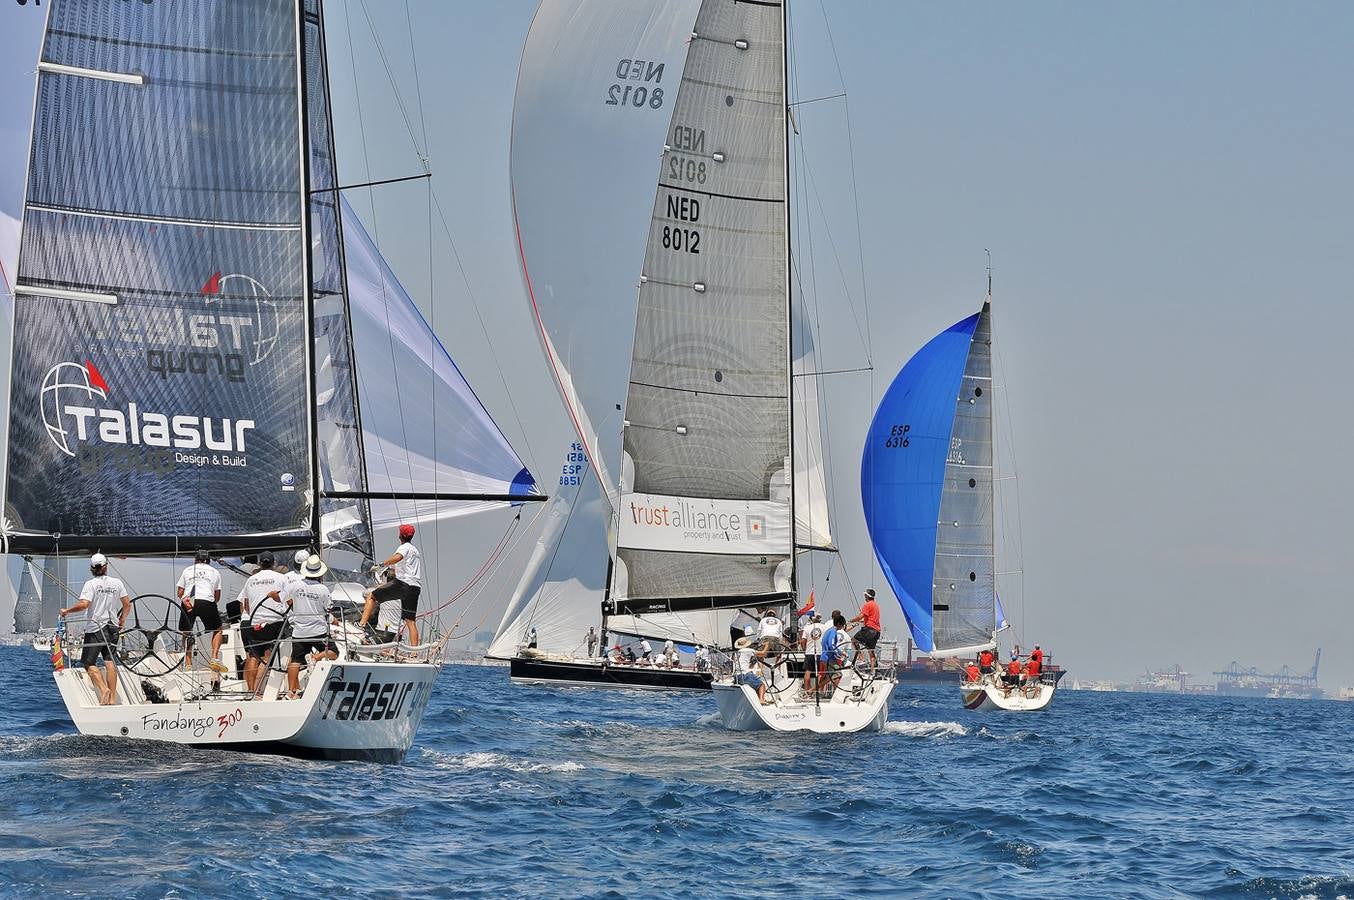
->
[1214,650,1323,700]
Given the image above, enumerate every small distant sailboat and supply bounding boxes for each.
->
[2,0,541,759]
[862,280,1058,712]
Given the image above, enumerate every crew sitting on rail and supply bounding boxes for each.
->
[964,662,981,684]
[736,641,772,706]
[1024,654,1042,682]
[659,639,679,668]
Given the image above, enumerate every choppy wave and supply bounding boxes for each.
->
[5,646,1354,898]
[884,720,969,738]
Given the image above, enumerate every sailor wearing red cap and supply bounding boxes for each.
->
[359,523,424,646]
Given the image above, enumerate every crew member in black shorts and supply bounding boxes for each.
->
[358,523,423,645]
[177,548,224,670]
[60,553,131,706]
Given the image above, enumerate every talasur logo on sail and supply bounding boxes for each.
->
[41,359,255,459]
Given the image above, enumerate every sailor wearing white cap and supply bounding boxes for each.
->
[285,548,310,587]
[59,553,130,706]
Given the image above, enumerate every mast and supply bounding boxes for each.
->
[782,0,797,598]
[296,0,320,551]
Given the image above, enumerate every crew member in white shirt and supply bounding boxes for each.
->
[266,554,338,699]
[359,523,423,645]
[801,614,827,695]
[285,549,309,587]
[177,548,223,671]
[757,609,784,641]
[735,640,771,705]
[59,553,131,706]
[639,637,653,664]
[235,552,287,693]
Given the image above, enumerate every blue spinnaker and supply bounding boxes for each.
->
[861,313,980,652]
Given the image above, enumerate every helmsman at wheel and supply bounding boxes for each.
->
[360,523,423,646]
[58,553,131,706]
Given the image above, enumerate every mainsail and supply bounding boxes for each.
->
[498,0,819,657]
[861,304,996,657]
[612,0,793,606]
[3,1,540,559]
[4,1,313,554]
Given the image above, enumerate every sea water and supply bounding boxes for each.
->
[1,645,1351,898]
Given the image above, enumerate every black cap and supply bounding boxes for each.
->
[194,548,210,563]
[864,588,876,599]
[257,551,275,569]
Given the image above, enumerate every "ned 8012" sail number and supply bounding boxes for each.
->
[606,58,665,109]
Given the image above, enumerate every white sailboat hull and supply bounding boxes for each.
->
[961,677,1057,712]
[712,677,893,733]
[55,657,440,762]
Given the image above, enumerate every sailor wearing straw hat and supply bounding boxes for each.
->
[268,553,338,699]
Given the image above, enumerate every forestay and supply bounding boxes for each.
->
[3,0,312,554]
[510,0,702,506]
[861,305,997,656]
[613,0,793,603]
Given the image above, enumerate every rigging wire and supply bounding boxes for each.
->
[817,0,877,594]
[348,1,540,480]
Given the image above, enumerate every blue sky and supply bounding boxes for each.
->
[1,2,1351,686]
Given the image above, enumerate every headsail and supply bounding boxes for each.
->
[339,198,540,527]
[861,304,996,656]
[612,0,793,607]
[510,0,703,504]
[489,443,608,660]
[3,1,313,554]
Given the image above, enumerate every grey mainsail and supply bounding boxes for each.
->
[612,0,793,605]
[932,305,996,654]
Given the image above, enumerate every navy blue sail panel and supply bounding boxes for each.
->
[860,312,980,652]
[3,1,312,554]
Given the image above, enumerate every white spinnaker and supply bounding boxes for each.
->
[510,0,701,507]
[488,448,610,660]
